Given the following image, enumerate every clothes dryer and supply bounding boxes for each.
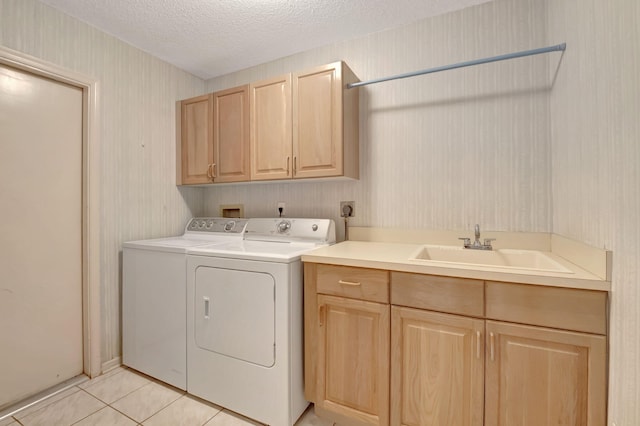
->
[186,218,335,425]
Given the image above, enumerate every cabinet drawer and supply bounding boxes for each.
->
[316,264,389,303]
[391,272,484,317]
[486,281,608,335]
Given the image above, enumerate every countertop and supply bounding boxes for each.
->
[302,240,611,291]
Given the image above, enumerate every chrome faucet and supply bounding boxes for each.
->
[459,224,495,250]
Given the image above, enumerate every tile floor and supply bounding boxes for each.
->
[0,367,334,426]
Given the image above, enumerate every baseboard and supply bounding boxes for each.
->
[101,357,122,374]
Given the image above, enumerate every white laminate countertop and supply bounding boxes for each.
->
[301,240,611,291]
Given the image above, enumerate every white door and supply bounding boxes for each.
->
[0,63,83,409]
[194,266,276,367]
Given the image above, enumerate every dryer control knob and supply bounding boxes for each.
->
[224,221,236,232]
[277,220,291,233]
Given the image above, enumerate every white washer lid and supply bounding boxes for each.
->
[123,217,249,253]
[123,234,245,253]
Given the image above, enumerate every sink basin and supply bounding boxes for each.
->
[409,245,573,273]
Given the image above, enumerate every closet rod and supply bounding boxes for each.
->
[347,43,566,89]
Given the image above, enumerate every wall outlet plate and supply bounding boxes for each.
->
[340,201,355,217]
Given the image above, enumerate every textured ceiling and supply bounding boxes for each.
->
[39,0,492,80]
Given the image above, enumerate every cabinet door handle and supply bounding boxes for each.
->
[476,331,481,359]
[490,332,495,361]
[338,280,361,286]
[286,156,290,175]
[293,156,297,175]
[206,164,212,179]
[211,163,216,178]
[318,305,325,327]
[203,296,210,320]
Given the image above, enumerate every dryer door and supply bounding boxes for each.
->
[194,266,275,367]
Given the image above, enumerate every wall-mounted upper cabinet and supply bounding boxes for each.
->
[177,93,214,185]
[177,86,250,185]
[250,74,292,181]
[293,61,359,180]
[213,85,250,183]
[177,61,359,186]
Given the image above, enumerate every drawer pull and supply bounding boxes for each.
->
[476,331,481,359]
[338,280,361,286]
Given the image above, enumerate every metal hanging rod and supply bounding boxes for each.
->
[347,43,566,89]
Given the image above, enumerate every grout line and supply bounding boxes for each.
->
[106,403,140,426]
[96,379,152,406]
[106,381,184,425]
[135,392,179,425]
[73,389,107,424]
[68,403,106,426]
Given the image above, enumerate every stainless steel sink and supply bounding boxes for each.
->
[409,245,573,273]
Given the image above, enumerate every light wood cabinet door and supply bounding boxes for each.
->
[391,307,484,426]
[485,320,607,426]
[178,94,213,184]
[212,85,250,183]
[250,74,292,181]
[316,294,390,426]
[293,61,359,179]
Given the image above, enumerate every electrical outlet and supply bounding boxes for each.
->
[340,201,355,217]
[277,202,285,217]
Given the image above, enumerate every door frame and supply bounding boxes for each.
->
[0,46,101,379]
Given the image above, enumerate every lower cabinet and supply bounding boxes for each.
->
[304,264,609,426]
[484,320,607,426]
[391,307,484,426]
[315,294,390,426]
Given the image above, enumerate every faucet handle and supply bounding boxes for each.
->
[483,238,496,247]
[458,237,471,246]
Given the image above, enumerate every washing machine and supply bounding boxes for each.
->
[186,218,335,425]
[122,217,248,390]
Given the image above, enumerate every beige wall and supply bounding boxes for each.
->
[204,0,552,239]
[0,0,205,366]
[2,0,638,423]
[548,0,640,424]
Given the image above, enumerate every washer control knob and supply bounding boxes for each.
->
[277,220,291,233]
[197,220,205,228]
[205,220,213,228]
[224,221,236,232]
[312,224,318,231]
